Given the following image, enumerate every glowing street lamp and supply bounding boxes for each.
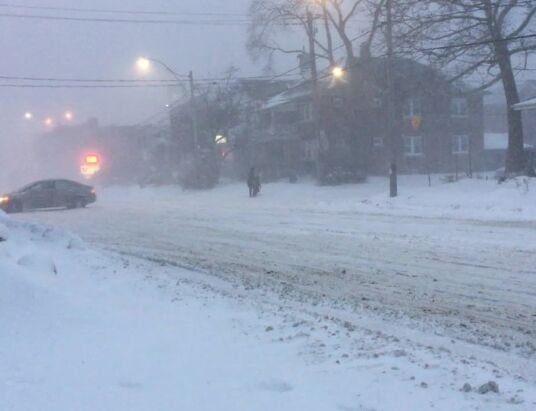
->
[215,134,227,144]
[64,111,73,121]
[44,117,54,127]
[332,66,345,80]
[24,112,33,120]
[136,57,152,74]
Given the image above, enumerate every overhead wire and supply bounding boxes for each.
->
[0,2,532,89]
[0,12,253,25]
[0,31,533,88]
[0,2,249,17]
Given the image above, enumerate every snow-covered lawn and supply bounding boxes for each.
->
[3,176,536,410]
[107,174,536,221]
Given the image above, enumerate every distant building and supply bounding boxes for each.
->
[168,78,292,180]
[34,118,160,184]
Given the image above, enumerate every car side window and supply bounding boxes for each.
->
[42,182,55,190]
[55,181,73,191]
[31,181,55,191]
[30,183,43,191]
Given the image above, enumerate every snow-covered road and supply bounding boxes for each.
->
[17,179,536,359]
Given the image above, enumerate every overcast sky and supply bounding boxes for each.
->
[1,1,534,141]
[0,0,264,138]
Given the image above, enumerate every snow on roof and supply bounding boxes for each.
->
[263,84,311,110]
[513,97,536,111]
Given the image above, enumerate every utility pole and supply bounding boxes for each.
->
[386,0,398,197]
[306,7,322,178]
[188,70,200,155]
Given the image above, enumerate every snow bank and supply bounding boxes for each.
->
[358,176,536,221]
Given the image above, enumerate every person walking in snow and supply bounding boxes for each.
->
[247,167,260,197]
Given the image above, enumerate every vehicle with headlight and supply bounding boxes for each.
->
[0,179,96,213]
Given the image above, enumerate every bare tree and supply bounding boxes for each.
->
[247,0,308,68]
[394,0,536,173]
[247,0,375,69]
[323,0,364,60]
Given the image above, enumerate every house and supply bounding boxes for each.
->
[361,58,484,176]
[513,96,536,111]
[481,87,536,170]
[485,80,536,147]
[248,54,485,179]
[243,81,317,180]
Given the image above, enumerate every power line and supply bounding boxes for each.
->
[0,75,181,83]
[0,34,532,88]
[415,33,536,52]
[0,21,532,89]
[0,71,303,85]
[0,74,302,88]
[0,2,249,17]
[0,83,185,88]
[0,12,252,25]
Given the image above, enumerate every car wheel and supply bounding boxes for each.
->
[71,197,86,209]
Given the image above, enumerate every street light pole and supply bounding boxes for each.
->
[306,7,322,178]
[143,57,183,82]
[386,0,398,197]
[138,57,199,157]
[188,70,200,153]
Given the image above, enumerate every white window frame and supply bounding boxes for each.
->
[403,98,421,119]
[452,134,469,155]
[451,97,468,118]
[403,135,424,157]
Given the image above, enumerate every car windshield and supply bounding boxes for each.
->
[16,182,39,192]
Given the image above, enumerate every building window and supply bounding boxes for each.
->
[403,135,424,156]
[372,136,384,148]
[452,134,469,154]
[403,98,421,118]
[451,97,468,117]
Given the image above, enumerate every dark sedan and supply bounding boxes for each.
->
[0,179,96,213]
